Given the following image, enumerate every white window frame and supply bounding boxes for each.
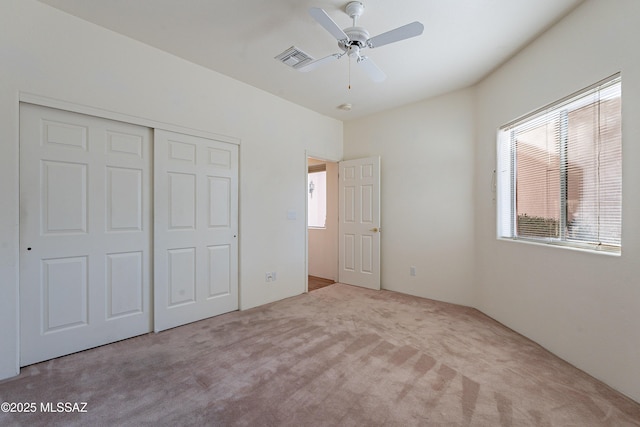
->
[496,74,622,254]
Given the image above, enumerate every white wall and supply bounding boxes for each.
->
[474,0,640,402]
[308,161,338,281]
[0,0,342,380]
[344,88,476,306]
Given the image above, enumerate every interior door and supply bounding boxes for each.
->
[338,156,381,290]
[154,130,238,332]
[19,103,152,366]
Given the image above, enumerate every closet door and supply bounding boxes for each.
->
[154,130,238,332]
[19,103,152,366]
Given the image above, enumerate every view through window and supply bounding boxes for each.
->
[497,75,622,253]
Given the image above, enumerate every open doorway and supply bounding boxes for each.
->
[307,156,338,291]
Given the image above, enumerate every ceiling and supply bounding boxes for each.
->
[38,0,583,121]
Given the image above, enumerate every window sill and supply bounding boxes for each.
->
[497,237,621,256]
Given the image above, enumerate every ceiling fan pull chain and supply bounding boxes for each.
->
[348,57,351,90]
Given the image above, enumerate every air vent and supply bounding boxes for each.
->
[274,46,314,69]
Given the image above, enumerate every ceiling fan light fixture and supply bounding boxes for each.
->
[337,103,353,111]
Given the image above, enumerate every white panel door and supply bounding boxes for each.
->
[338,156,381,290]
[154,130,238,332]
[19,103,152,366]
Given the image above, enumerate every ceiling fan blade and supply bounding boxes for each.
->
[298,54,340,72]
[367,21,424,48]
[357,56,386,82]
[309,7,349,41]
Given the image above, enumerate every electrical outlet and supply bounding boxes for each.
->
[410,266,416,277]
[265,272,274,282]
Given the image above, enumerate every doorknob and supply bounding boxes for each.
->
[369,227,379,233]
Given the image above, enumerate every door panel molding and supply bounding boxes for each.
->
[338,156,381,290]
[19,102,240,366]
[19,103,152,366]
[154,130,239,332]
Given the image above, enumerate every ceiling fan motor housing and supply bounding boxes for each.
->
[340,2,369,54]
[339,27,370,52]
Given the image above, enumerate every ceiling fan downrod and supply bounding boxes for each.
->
[346,1,364,26]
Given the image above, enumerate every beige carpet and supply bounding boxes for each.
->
[1,283,639,426]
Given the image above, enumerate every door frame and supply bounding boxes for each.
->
[304,150,340,293]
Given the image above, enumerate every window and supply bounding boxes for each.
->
[308,164,327,228]
[497,75,621,253]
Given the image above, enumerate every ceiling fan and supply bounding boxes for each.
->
[296,2,424,82]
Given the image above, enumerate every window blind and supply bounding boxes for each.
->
[497,74,621,252]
